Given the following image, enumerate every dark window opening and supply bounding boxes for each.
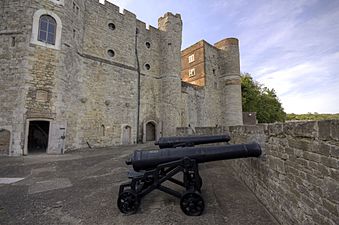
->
[108,23,116,30]
[144,64,150,70]
[107,49,115,57]
[11,36,15,47]
[28,121,50,154]
[38,15,56,45]
[73,29,76,39]
[145,42,151,48]
[213,69,216,75]
[101,125,105,136]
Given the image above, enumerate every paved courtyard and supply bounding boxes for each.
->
[0,145,278,225]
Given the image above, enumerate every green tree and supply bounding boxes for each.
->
[286,113,339,121]
[241,73,286,123]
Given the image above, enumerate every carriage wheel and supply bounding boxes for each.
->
[180,191,205,216]
[117,190,140,214]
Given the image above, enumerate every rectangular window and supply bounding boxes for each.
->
[73,29,76,39]
[188,54,195,63]
[188,68,196,77]
[11,37,16,47]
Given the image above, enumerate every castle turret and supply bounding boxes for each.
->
[158,13,183,136]
[214,38,243,126]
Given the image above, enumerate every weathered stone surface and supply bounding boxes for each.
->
[178,120,339,225]
[1,0,243,156]
[318,120,339,141]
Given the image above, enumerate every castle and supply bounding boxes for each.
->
[0,0,242,156]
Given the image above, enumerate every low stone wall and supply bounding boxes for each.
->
[176,120,339,224]
[176,126,228,136]
[229,120,338,225]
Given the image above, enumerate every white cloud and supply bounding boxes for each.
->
[255,52,339,113]
[236,0,339,113]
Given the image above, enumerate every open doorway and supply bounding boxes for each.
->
[122,125,132,145]
[0,129,10,155]
[145,122,156,141]
[27,121,50,154]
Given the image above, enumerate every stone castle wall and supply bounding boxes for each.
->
[230,121,339,225]
[1,0,242,155]
[177,120,339,224]
[0,0,33,155]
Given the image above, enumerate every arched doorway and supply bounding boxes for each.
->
[145,122,156,141]
[27,121,50,154]
[122,125,131,145]
[0,129,10,155]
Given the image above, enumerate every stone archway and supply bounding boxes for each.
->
[0,129,11,155]
[145,122,156,141]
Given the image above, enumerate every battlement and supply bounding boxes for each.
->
[136,19,160,34]
[96,0,168,35]
[100,0,119,13]
[158,12,182,21]
[96,0,136,19]
[214,38,239,50]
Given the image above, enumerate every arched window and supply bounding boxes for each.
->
[38,15,57,45]
[31,9,62,50]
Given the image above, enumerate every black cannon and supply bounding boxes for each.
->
[117,142,262,216]
[155,134,231,148]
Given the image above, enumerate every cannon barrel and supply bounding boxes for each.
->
[126,142,261,171]
[154,134,231,148]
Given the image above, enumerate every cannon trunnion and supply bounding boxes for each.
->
[118,142,262,216]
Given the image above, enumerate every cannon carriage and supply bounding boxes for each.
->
[117,134,262,216]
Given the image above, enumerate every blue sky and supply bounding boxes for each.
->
[101,0,339,114]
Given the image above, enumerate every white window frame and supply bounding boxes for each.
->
[31,9,62,50]
[188,68,196,77]
[188,54,195,63]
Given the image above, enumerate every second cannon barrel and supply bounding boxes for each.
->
[154,134,231,148]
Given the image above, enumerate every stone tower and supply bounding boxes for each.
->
[158,13,183,136]
[214,38,243,126]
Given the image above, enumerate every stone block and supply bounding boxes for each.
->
[330,145,339,158]
[288,138,311,151]
[329,168,339,181]
[283,121,317,138]
[318,142,331,156]
[321,156,338,169]
[323,199,339,217]
[324,177,339,203]
[267,123,284,136]
[303,152,321,163]
[269,155,286,174]
[318,120,339,141]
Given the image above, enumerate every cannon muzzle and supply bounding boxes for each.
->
[155,134,231,148]
[127,142,261,171]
